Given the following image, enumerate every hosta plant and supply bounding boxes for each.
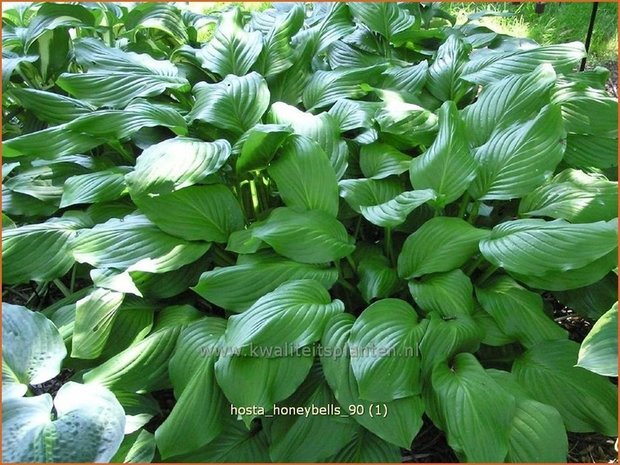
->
[2,2,618,463]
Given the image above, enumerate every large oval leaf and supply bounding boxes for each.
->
[512,339,617,435]
[71,213,210,273]
[429,353,515,462]
[224,279,344,354]
[349,299,423,402]
[479,218,618,277]
[192,252,338,312]
[126,137,231,196]
[321,313,425,449]
[267,135,339,216]
[133,184,244,243]
[2,382,125,462]
[397,217,489,279]
[577,303,618,377]
[409,101,477,207]
[251,207,355,264]
[2,303,66,398]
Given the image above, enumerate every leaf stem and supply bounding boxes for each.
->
[457,192,470,219]
[69,264,77,294]
[53,279,71,298]
[345,255,357,273]
[468,201,480,224]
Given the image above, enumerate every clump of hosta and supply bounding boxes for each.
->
[2,2,618,463]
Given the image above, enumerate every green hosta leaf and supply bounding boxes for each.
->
[349,299,423,402]
[72,289,125,360]
[518,169,618,223]
[426,35,472,102]
[469,104,565,200]
[165,416,271,462]
[60,167,130,208]
[126,138,231,196]
[2,53,38,90]
[192,252,338,312]
[234,124,291,173]
[374,98,438,148]
[154,304,204,331]
[57,39,189,108]
[225,279,344,354]
[429,353,515,462]
[268,135,339,216]
[303,65,385,111]
[476,276,567,348]
[348,3,414,43]
[124,3,188,43]
[267,35,314,105]
[419,313,482,374]
[214,353,314,423]
[198,8,262,77]
[2,213,90,284]
[408,269,474,317]
[4,161,89,203]
[2,125,101,159]
[398,217,489,279]
[381,61,429,95]
[462,42,586,85]
[156,318,227,458]
[98,301,154,361]
[479,218,618,276]
[304,3,354,55]
[577,303,618,377]
[552,81,618,137]
[2,383,125,462]
[409,101,476,206]
[2,303,66,398]
[359,143,412,180]
[356,248,400,303]
[339,178,403,213]
[133,184,244,243]
[326,39,384,72]
[71,213,210,273]
[320,313,425,449]
[8,87,95,124]
[114,391,160,435]
[83,325,181,392]
[513,339,618,435]
[128,254,210,299]
[252,5,304,78]
[111,430,156,464]
[252,207,355,264]
[487,370,568,463]
[564,133,617,170]
[23,3,93,49]
[328,99,380,133]
[512,250,618,292]
[269,102,349,178]
[226,228,265,254]
[65,100,187,140]
[187,72,270,135]
[462,64,556,146]
[268,366,358,462]
[359,189,437,228]
[328,430,402,462]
